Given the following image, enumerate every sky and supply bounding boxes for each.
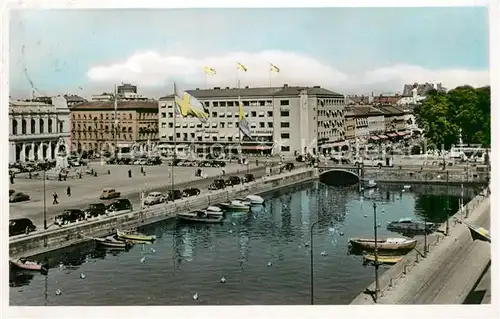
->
[9,7,490,99]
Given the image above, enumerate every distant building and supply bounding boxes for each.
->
[374,105,410,138]
[9,97,70,165]
[69,101,159,154]
[92,92,114,102]
[372,93,402,105]
[117,83,137,95]
[159,84,348,156]
[63,94,87,107]
[402,82,446,97]
[346,106,387,144]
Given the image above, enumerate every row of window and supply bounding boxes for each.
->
[317,109,345,117]
[161,100,290,108]
[11,118,60,135]
[73,113,135,120]
[160,110,289,119]
[160,121,276,129]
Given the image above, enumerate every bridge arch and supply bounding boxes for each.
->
[319,168,360,186]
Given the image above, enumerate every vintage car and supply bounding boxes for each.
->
[106,199,132,213]
[182,187,201,197]
[9,192,30,203]
[166,190,183,201]
[143,192,166,206]
[208,179,226,190]
[85,203,107,218]
[242,173,255,183]
[9,218,36,236]
[225,176,242,186]
[54,209,86,226]
[100,189,121,200]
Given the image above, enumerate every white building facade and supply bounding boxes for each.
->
[158,85,346,156]
[9,96,71,165]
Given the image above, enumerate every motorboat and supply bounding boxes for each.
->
[116,229,156,242]
[177,210,224,223]
[205,205,223,217]
[387,217,438,233]
[218,200,250,212]
[348,237,417,252]
[94,236,133,249]
[363,254,403,265]
[245,195,264,205]
[10,258,48,273]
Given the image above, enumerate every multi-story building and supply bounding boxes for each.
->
[69,101,159,154]
[9,96,71,165]
[346,106,387,144]
[63,94,87,107]
[344,108,356,141]
[158,85,347,156]
[402,82,446,97]
[375,105,410,138]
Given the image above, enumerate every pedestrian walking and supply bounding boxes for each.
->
[108,169,111,175]
[222,168,226,176]
[53,192,59,204]
[10,175,14,185]
[128,169,132,178]
[67,186,71,197]
[140,166,144,174]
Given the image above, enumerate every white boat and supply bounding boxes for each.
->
[219,200,250,212]
[177,210,223,223]
[205,206,223,216]
[245,195,264,205]
[364,180,377,189]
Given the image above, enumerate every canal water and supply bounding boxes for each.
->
[9,181,473,306]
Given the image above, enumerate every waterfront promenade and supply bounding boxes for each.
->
[9,161,283,231]
[351,193,490,305]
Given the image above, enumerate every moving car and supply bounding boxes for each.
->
[208,179,226,190]
[226,176,242,186]
[9,192,30,203]
[54,209,86,226]
[85,203,107,218]
[9,218,36,236]
[100,189,121,200]
[106,199,133,213]
[242,173,255,183]
[166,190,183,201]
[143,192,166,205]
[182,187,201,197]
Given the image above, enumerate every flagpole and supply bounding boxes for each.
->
[205,73,207,89]
[236,66,240,88]
[172,84,176,197]
[269,68,272,87]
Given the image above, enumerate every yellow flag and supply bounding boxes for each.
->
[270,63,280,73]
[204,66,216,75]
[237,62,248,72]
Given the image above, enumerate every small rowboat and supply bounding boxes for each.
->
[116,229,156,242]
[95,236,132,249]
[177,211,224,224]
[245,195,264,205]
[10,258,48,273]
[363,254,403,265]
[349,237,417,251]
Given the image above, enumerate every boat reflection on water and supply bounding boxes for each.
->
[9,269,36,288]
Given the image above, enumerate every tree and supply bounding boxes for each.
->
[414,86,490,149]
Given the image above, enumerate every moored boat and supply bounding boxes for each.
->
[223,200,250,212]
[205,205,223,217]
[10,258,48,273]
[116,229,156,242]
[363,180,377,189]
[348,237,417,251]
[245,195,264,205]
[387,217,438,233]
[363,254,403,265]
[177,210,224,223]
[95,236,133,249]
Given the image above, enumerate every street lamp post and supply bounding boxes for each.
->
[423,211,427,257]
[372,202,380,302]
[43,169,47,230]
[309,219,322,305]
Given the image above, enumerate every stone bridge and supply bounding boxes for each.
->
[317,165,361,186]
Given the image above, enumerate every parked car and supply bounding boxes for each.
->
[208,179,226,190]
[100,189,121,200]
[207,160,226,168]
[143,192,166,205]
[9,218,36,236]
[296,155,305,162]
[106,199,132,213]
[133,159,147,165]
[9,192,30,203]
[85,203,107,218]
[242,173,255,183]
[54,209,86,226]
[226,176,242,186]
[166,190,183,201]
[147,157,162,165]
[284,163,295,171]
[182,187,201,197]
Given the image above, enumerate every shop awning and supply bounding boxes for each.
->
[241,145,273,150]
[378,135,388,139]
[370,136,380,141]
[397,131,407,136]
[387,133,397,138]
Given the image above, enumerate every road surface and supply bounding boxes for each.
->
[9,161,287,231]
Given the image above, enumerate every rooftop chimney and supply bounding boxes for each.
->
[195,88,199,90]
[313,85,320,88]
[214,87,220,90]
[245,86,249,89]
[283,84,288,88]
[226,87,230,89]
